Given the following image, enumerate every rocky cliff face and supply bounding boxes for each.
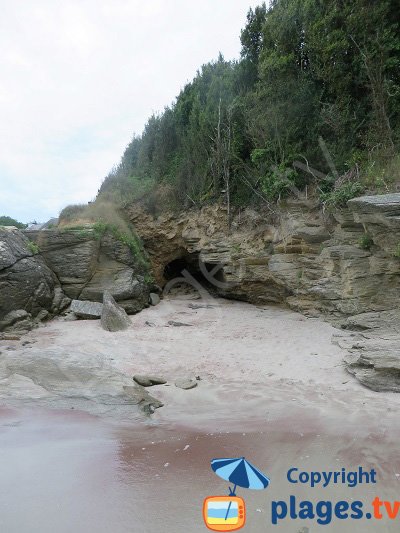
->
[0,227,69,331]
[0,227,151,332]
[1,194,399,391]
[26,228,151,314]
[127,193,400,392]
[128,194,400,317]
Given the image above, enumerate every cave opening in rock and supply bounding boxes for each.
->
[163,254,223,296]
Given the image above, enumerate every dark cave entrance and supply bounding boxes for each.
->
[162,253,223,296]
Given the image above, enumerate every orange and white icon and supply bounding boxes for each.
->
[203,496,246,531]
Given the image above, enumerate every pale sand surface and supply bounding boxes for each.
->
[1,298,400,532]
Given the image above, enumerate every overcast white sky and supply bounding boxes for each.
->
[0,0,259,223]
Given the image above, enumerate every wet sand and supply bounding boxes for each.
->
[1,298,400,531]
[1,406,400,532]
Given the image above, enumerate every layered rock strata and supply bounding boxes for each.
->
[128,194,400,391]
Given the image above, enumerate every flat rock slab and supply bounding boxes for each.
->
[175,378,198,390]
[344,310,400,332]
[123,386,164,414]
[348,193,400,214]
[133,374,167,387]
[188,303,214,309]
[167,320,193,327]
[70,300,103,319]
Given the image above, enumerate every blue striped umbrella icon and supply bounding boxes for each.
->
[211,457,270,521]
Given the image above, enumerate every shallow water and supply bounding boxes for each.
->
[0,406,399,532]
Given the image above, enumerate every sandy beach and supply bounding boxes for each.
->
[1,297,400,532]
[2,0,399,530]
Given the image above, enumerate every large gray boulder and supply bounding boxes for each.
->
[26,229,150,314]
[0,227,67,331]
[25,229,99,299]
[79,261,149,314]
[101,291,131,331]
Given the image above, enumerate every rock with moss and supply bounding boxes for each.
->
[25,227,151,313]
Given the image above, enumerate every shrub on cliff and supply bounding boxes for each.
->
[59,204,87,223]
[320,182,365,209]
[58,200,150,271]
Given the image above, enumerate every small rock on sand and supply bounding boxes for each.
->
[133,375,167,387]
[175,378,198,390]
[123,386,164,414]
[149,293,160,306]
[188,303,214,309]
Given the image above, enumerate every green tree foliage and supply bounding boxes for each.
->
[239,2,268,89]
[0,215,27,229]
[98,0,400,213]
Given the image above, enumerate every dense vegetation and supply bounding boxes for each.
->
[98,0,400,213]
[0,215,27,229]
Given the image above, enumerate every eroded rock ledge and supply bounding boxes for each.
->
[127,193,400,392]
[128,194,400,319]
